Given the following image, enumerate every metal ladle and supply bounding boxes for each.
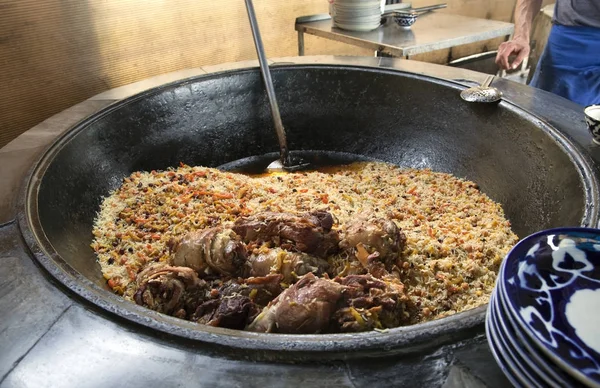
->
[244,0,309,172]
[460,74,503,103]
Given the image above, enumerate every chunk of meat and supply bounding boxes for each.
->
[340,214,407,269]
[199,295,256,330]
[218,274,284,307]
[133,263,209,318]
[192,274,284,328]
[172,227,247,276]
[232,211,339,257]
[243,248,329,283]
[247,273,344,334]
[332,274,410,332]
[354,247,389,279]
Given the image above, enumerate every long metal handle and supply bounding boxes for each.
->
[482,74,494,88]
[412,3,447,13]
[383,3,447,16]
[244,0,290,166]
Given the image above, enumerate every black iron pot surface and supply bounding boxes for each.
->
[20,65,599,361]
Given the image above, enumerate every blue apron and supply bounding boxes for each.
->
[530,24,600,106]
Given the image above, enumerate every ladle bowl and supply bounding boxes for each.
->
[460,74,503,103]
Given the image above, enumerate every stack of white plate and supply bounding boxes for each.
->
[331,0,383,32]
[487,227,600,387]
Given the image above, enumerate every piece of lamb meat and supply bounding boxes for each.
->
[242,248,329,283]
[332,274,410,332]
[232,211,339,258]
[197,295,256,330]
[247,273,344,334]
[133,262,209,319]
[217,274,284,307]
[172,227,247,277]
[339,214,407,270]
[192,274,284,328]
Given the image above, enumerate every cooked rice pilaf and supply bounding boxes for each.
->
[92,162,518,327]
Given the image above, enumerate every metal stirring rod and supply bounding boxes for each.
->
[244,0,291,167]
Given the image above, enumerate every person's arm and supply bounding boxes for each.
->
[495,0,543,70]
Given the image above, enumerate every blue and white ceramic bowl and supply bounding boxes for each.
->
[393,12,417,28]
[485,302,523,388]
[493,285,576,387]
[487,292,542,387]
[585,105,600,145]
[500,227,600,387]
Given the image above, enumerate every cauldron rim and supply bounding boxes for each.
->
[17,63,599,361]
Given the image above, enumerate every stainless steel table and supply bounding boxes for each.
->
[295,13,514,58]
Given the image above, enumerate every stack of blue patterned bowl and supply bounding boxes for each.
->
[487,227,600,387]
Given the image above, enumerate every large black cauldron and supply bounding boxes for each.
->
[20,65,599,361]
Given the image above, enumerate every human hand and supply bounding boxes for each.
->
[495,38,530,70]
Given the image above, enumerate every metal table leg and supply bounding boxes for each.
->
[298,31,305,56]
